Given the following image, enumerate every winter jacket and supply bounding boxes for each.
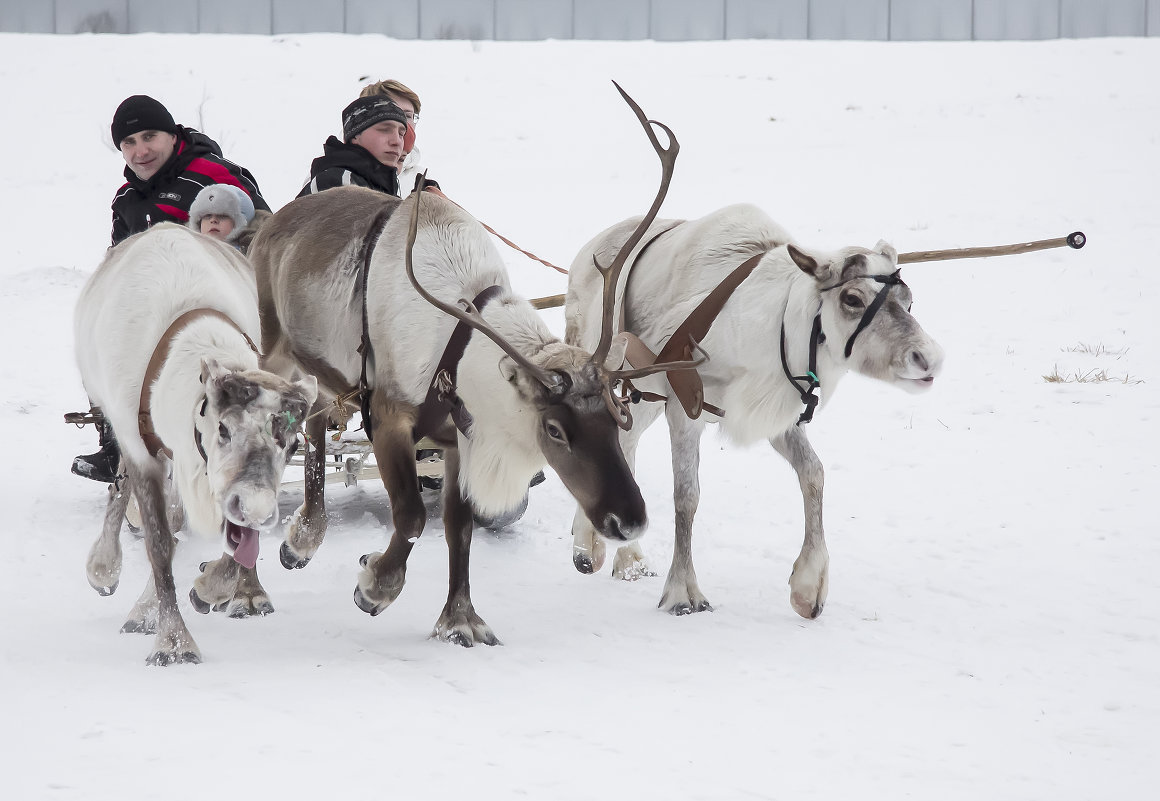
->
[110,127,269,246]
[297,136,400,198]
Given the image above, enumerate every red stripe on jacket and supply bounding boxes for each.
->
[156,204,189,222]
[186,157,248,194]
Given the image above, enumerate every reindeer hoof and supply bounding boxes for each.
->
[280,541,310,570]
[92,581,118,597]
[189,588,212,615]
[353,587,382,616]
[146,650,201,667]
[573,553,596,574]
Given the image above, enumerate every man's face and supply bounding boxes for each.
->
[119,130,177,181]
[200,214,235,240]
[351,120,407,168]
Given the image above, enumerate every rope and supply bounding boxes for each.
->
[425,187,568,274]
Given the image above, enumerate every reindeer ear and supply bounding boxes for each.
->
[498,355,519,384]
[604,333,630,371]
[291,373,318,407]
[787,244,821,276]
[788,244,840,284]
[875,240,898,262]
[200,357,229,384]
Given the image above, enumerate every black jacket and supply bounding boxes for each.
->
[297,137,401,198]
[110,127,269,246]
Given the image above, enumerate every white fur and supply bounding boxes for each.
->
[75,224,261,537]
[366,195,562,515]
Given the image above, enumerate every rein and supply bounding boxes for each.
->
[139,308,260,460]
[424,186,567,274]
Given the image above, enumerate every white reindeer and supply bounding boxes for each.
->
[566,203,944,618]
[76,223,317,665]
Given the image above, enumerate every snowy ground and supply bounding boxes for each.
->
[1,33,1157,800]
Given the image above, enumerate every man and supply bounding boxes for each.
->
[109,95,269,246]
[358,79,425,193]
[297,95,412,197]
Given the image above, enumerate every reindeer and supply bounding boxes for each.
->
[565,203,945,618]
[249,86,693,645]
[75,223,317,665]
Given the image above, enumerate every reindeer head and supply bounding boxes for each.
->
[195,359,318,567]
[787,241,944,393]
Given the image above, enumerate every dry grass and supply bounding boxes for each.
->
[1043,365,1144,384]
[1062,342,1129,358]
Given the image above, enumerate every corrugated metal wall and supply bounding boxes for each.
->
[1,0,1157,39]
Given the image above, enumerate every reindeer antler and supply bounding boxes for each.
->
[405,178,563,391]
[594,83,706,430]
[591,81,680,367]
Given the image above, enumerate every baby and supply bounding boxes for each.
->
[187,184,256,244]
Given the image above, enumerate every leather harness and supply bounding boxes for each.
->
[138,308,260,459]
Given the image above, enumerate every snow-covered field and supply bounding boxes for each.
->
[1,32,1156,800]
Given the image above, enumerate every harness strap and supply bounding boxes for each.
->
[622,249,764,420]
[831,270,905,357]
[779,313,824,425]
[412,285,506,443]
[139,308,260,459]
[356,204,399,443]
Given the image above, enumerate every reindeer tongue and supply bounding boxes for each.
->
[230,524,260,569]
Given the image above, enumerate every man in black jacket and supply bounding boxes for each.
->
[297,95,411,198]
[109,95,269,246]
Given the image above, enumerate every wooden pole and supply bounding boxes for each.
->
[528,232,1085,310]
[897,231,1086,264]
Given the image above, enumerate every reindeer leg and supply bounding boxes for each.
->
[224,565,275,618]
[131,461,201,665]
[432,446,499,646]
[189,553,242,614]
[354,395,425,616]
[87,475,131,596]
[771,425,828,619]
[282,408,328,569]
[612,402,663,580]
[570,509,606,574]
[120,573,158,634]
[659,407,712,614]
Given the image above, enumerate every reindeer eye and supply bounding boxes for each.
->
[544,421,566,443]
[840,291,864,309]
[218,422,231,442]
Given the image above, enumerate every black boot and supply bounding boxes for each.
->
[72,419,121,483]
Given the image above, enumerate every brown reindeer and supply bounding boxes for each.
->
[248,85,694,644]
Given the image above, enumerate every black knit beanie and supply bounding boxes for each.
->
[111,95,177,144]
[342,96,408,143]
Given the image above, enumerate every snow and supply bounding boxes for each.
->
[2,32,1157,800]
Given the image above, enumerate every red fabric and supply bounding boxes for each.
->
[156,204,189,222]
[186,157,247,194]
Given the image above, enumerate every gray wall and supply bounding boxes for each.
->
[0,0,1156,39]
